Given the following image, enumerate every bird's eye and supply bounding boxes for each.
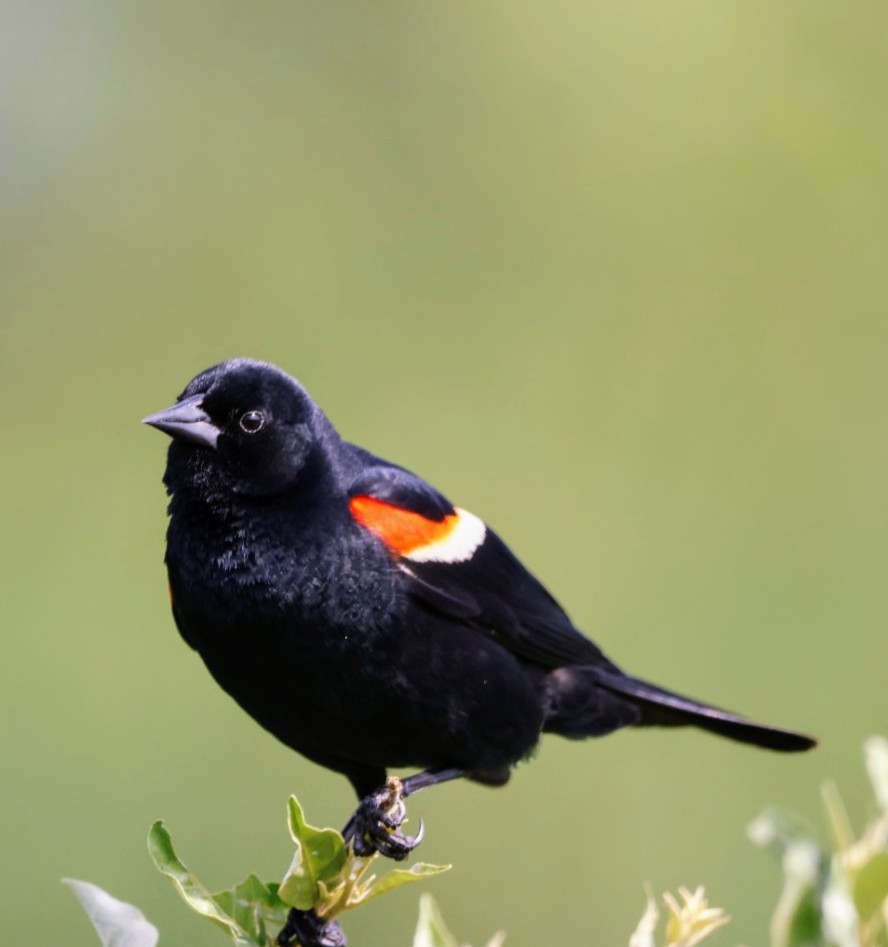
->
[239,410,266,434]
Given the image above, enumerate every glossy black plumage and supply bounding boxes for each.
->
[146,359,815,803]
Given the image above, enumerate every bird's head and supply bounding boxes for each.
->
[143,359,326,497]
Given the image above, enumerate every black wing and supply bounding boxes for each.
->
[345,454,817,753]
[346,454,618,672]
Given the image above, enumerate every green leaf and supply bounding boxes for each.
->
[63,878,159,947]
[361,862,451,905]
[147,820,256,947]
[749,810,823,947]
[279,796,347,910]
[769,841,823,947]
[852,851,888,922]
[413,893,458,947]
[775,888,822,947]
[213,874,290,944]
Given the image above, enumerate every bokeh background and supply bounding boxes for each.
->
[2,2,886,944]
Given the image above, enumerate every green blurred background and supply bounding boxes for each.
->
[2,2,886,944]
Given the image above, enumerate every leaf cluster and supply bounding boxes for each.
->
[138,794,450,946]
[65,737,888,947]
[748,737,888,947]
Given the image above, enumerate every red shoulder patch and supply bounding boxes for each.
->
[350,494,487,563]
[349,495,457,557]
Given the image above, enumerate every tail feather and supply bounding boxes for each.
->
[560,666,816,752]
[593,667,816,752]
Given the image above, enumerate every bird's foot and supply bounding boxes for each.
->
[277,907,346,947]
[342,776,423,861]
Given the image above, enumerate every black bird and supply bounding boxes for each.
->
[144,359,814,934]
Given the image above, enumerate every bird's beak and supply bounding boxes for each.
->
[142,394,220,449]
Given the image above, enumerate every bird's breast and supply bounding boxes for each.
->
[166,495,406,648]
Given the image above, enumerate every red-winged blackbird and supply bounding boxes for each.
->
[144,359,815,856]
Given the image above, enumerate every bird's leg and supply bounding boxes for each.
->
[342,768,466,860]
[400,767,466,797]
[277,907,346,947]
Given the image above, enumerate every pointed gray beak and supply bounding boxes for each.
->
[142,394,220,449]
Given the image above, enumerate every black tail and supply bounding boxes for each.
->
[543,665,816,752]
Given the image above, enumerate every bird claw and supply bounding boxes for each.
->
[277,907,346,947]
[343,777,422,861]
